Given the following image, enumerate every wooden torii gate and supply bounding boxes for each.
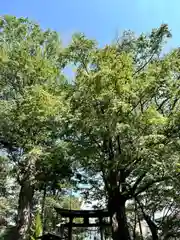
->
[54,208,111,240]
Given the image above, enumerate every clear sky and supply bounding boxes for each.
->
[1,0,180,48]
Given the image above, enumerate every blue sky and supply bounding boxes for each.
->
[1,0,180,48]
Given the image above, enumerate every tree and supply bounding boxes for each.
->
[0,15,71,240]
[63,26,180,240]
[1,15,180,240]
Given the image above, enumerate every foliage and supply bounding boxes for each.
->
[0,15,71,240]
[63,25,180,239]
[1,14,180,240]
[30,211,42,240]
[0,156,19,232]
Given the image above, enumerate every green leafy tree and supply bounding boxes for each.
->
[0,15,71,240]
[1,15,180,240]
[63,26,180,240]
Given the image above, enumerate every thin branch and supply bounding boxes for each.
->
[117,135,121,155]
[125,157,143,177]
[135,196,158,240]
[137,211,144,240]
[109,137,114,160]
[133,201,137,240]
[80,55,90,75]
[135,172,180,197]
[131,172,147,194]
[133,50,156,76]
[157,98,169,112]
[171,97,179,112]
[159,201,174,228]
[89,135,102,150]
[134,176,169,197]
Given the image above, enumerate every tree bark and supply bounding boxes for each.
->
[4,179,34,240]
[41,184,47,234]
[137,214,144,240]
[133,202,137,240]
[143,214,158,240]
[109,194,131,240]
[136,197,158,240]
[16,180,34,239]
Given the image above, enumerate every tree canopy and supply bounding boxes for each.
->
[0,15,180,240]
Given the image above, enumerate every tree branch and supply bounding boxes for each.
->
[131,172,147,194]
[135,196,159,240]
[117,135,121,155]
[101,168,110,194]
[159,201,174,228]
[133,50,156,76]
[135,172,180,197]
[134,176,169,197]
[125,157,143,177]
[157,98,169,112]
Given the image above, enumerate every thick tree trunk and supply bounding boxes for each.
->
[4,180,34,240]
[109,194,131,240]
[16,180,34,239]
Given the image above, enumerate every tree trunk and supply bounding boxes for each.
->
[41,184,47,234]
[109,194,131,240]
[16,180,34,239]
[137,214,144,240]
[4,180,34,240]
[143,214,158,240]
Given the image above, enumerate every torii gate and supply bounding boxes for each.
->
[54,208,111,240]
